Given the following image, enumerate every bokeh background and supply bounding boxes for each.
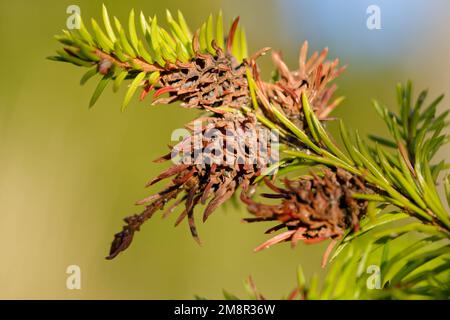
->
[0,0,449,299]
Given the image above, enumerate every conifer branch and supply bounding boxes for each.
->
[51,5,450,299]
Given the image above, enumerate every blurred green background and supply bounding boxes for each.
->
[0,0,449,299]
